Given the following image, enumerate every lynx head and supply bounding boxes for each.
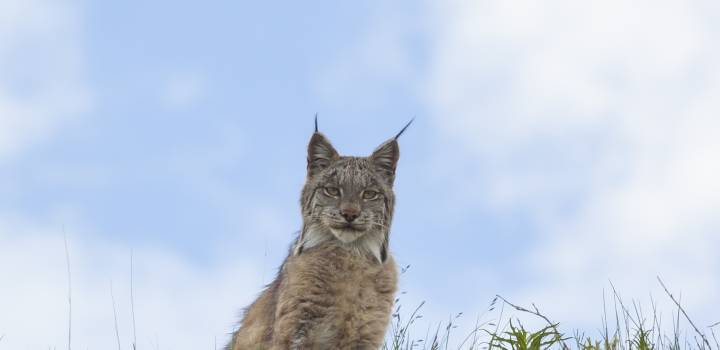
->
[294,121,410,263]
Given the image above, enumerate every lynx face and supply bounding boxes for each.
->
[297,132,400,261]
[310,157,390,243]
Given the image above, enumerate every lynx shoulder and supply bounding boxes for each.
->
[227,121,410,350]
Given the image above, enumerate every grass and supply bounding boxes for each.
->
[383,276,719,350]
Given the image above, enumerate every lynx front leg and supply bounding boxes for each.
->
[271,309,320,349]
[289,324,311,350]
[271,283,332,350]
[270,255,337,349]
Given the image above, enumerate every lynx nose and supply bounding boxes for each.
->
[340,206,360,223]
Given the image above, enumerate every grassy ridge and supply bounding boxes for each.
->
[383,278,719,350]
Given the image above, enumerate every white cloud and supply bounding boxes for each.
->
[0,215,263,350]
[0,0,91,162]
[422,0,720,329]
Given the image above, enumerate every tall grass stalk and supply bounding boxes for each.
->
[657,277,711,350]
[111,281,122,350]
[63,230,72,350]
[130,250,138,350]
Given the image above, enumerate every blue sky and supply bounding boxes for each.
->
[2,0,720,349]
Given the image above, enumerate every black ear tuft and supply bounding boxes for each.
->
[394,118,414,140]
[314,113,318,133]
[307,132,338,177]
[370,139,399,185]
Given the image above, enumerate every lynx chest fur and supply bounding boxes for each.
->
[228,120,410,350]
[275,244,397,349]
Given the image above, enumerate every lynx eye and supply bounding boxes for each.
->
[362,190,379,200]
[323,186,341,197]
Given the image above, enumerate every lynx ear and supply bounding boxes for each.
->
[371,119,412,185]
[370,139,399,185]
[307,133,339,177]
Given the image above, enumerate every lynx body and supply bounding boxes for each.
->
[228,124,407,350]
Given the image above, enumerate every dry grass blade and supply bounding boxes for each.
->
[657,276,712,350]
[111,281,122,350]
[63,230,72,350]
[608,280,640,331]
[130,250,137,350]
[151,333,160,350]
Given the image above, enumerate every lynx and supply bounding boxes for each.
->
[227,120,410,350]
